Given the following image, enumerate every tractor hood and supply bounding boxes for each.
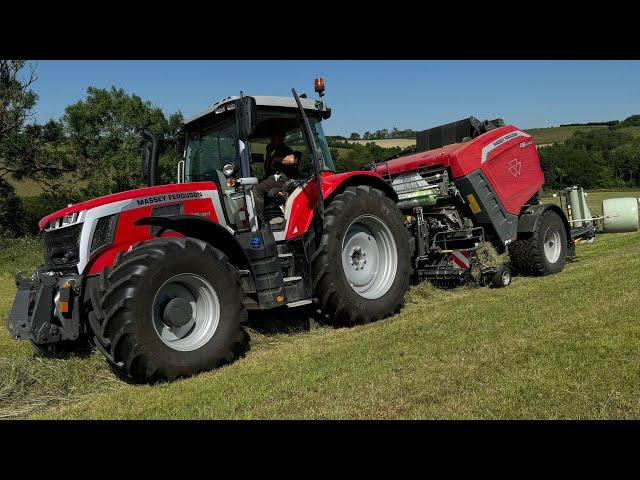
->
[38,182,218,231]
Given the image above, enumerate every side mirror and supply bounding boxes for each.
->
[250,153,264,164]
[235,96,257,141]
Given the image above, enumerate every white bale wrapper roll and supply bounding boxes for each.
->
[602,197,639,233]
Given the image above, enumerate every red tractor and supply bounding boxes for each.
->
[7,80,572,383]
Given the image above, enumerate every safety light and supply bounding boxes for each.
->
[314,77,325,95]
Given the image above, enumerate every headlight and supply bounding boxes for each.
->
[62,212,78,227]
[49,210,86,230]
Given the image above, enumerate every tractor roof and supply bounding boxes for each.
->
[182,95,324,130]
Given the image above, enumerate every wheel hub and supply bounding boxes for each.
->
[341,215,398,300]
[152,273,220,352]
[162,297,193,328]
[543,228,562,264]
[350,246,367,270]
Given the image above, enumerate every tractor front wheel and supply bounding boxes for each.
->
[89,237,247,383]
[311,185,412,327]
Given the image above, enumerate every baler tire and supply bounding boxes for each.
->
[510,209,567,276]
[311,185,412,327]
[89,237,247,383]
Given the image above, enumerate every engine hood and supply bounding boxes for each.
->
[38,182,217,231]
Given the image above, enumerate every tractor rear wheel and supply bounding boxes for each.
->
[510,209,567,276]
[311,185,412,327]
[89,237,247,383]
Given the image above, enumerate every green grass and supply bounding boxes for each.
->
[1,192,639,419]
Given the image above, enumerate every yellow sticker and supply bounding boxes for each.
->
[466,194,481,214]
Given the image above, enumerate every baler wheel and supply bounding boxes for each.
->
[509,209,567,276]
[311,185,412,327]
[89,237,247,383]
[490,265,512,288]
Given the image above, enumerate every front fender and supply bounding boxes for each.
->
[134,215,251,270]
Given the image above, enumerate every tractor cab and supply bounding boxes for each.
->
[179,88,333,233]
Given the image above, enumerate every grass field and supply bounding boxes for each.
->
[0,190,639,419]
[347,139,417,149]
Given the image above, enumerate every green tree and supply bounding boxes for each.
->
[0,60,39,237]
[63,86,183,197]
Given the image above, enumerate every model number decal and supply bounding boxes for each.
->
[481,130,530,164]
[135,191,203,206]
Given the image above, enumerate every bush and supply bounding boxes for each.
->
[0,179,24,238]
[16,194,79,236]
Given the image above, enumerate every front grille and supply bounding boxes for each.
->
[43,223,82,267]
[91,214,118,254]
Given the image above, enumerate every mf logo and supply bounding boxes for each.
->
[508,158,521,177]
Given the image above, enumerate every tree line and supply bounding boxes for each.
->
[538,118,640,190]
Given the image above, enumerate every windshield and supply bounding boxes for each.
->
[184,118,240,184]
[311,119,335,173]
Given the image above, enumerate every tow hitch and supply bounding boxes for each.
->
[7,270,83,344]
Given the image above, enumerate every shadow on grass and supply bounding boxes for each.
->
[245,305,321,336]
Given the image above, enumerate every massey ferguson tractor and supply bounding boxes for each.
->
[7,79,574,383]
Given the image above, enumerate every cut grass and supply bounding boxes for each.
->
[0,193,639,419]
[31,230,640,419]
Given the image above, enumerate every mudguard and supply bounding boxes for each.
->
[134,215,252,270]
[284,171,396,240]
[517,204,571,241]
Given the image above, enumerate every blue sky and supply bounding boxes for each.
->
[31,60,640,136]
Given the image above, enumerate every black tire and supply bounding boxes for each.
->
[490,265,511,288]
[89,237,247,383]
[510,209,567,276]
[311,185,412,327]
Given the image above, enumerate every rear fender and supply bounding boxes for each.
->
[284,171,396,240]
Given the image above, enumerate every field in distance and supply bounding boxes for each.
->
[343,125,614,149]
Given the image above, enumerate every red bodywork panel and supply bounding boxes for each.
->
[284,170,391,240]
[39,182,219,230]
[85,194,218,275]
[371,125,544,215]
[41,182,222,275]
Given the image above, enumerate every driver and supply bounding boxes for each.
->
[253,131,300,223]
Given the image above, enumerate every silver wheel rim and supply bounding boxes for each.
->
[341,214,398,299]
[152,273,220,352]
[501,269,510,285]
[543,228,562,264]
